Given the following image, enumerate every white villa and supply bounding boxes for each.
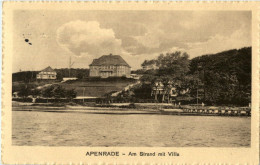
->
[89,54,131,78]
[36,66,57,80]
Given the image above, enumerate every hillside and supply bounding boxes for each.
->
[12,47,251,106]
[12,68,89,82]
[60,78,137,97]
[189,47,251,105]
[12,71,39,82]
[55,68,89,80]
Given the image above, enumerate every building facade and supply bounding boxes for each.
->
[89,54,131,78]
[151,80,177,103]
[36,66,57,80]
[142,64,159,70]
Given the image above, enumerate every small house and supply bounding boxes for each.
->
[151,80,177,102]
[36,66,57,80]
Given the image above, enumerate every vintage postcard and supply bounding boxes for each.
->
[2,1,260,164]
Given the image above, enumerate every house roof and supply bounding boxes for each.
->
[41,66,55,72]
[89,54,131,67]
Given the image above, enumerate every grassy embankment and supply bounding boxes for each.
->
[12,80,59,93]
[13,77,137,98]
[59,78,137,97]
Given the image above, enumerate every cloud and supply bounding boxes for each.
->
[56,20,124,56]
[134,27,163,49]
[168,47,186,53]
[120,52,159,70]
[13,10,252,73]
[186,26,251,58]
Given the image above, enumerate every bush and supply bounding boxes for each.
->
[129,103,136,109]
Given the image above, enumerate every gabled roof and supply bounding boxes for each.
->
[90,54,131,67]
[41,66,55,72]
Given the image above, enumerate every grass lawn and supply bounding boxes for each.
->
[60,79,136,97]
[12,78,137,98]
[12,80,59,92]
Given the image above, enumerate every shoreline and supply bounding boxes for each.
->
[12,102,251,117]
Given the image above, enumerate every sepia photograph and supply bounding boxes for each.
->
[11,10,252,147]
[2,2,259,164]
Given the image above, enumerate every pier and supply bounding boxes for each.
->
[180,106,251,116]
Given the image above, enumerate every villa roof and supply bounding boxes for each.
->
[90,54,131,67]
[41,66,55,72]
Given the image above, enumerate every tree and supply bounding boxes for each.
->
[140,51,190,82]
[53,85,66,99]
[162,79,174,103]
[12,71,38,82]
[30,89,41,98]
[157,51,190,78]
[141,59,157,68]
[188,47,251,106]
[138,51,190,102]
[140,74,157,83]
[42,85,55,98]
[76,73,84,79]
[160,77,172,102]
[132,83,153,100]
[137,47,251,105]
[17,84,30,98]
[66,89,77,100]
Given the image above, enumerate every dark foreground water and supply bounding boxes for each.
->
[12,111,250,147]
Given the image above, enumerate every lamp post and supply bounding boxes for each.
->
[198,62,206,102]
[197,62,206,106]
[68,56,75,78]
[83,87,85,103]
[196,88,199,106]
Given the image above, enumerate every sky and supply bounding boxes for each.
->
[13,10,251,72]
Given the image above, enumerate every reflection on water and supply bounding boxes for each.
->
[12,111,250,147]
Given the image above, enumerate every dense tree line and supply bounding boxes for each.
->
[12,47,251,106]
[134,47,251,106]
[140,52,190,82]
[55,68,89,80]
[12,68,89,82]
[141,59,157,67]
[12,71,39,82]
[189,47,251,105]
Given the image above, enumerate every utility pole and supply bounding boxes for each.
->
[83,87,85,103]
[197,63,203,107]
[196,88,199,106]
[203,68,206,101]
[68,56,75,77]
[31,68,34,82]
[198,62,206,103]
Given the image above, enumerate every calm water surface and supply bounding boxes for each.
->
[12,111,250,147]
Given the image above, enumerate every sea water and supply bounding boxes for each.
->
[12,111,250,147]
